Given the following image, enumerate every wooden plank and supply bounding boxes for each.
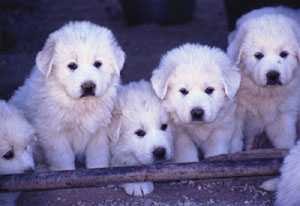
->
[0,149,287,192]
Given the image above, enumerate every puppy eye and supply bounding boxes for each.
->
[93,60,102,68]
[205,87,214,94]
[135,129,146,137]
[179,88,189,95]
[254,52,264,60]
[280,51,288,58]
[3,151,14,160]
[160,124,168,131]
[68,62,78,70]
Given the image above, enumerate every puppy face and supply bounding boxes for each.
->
[0,101,35,175]
[228,15,300,87]
[151,44,240,125]
[165,64,227,124]
[36,21,125,99]
[110,81,174,165]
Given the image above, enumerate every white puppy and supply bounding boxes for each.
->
[0,100,35,206]
[10,21,125,171]
[227,12,300,150]
[109,80,174,196]
[151,43,241,162]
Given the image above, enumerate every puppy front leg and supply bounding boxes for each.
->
[43,136,75,171]
[85,130,110,169]
[266,113,296,149]
[174,132,199,163]
[202,129,231,158]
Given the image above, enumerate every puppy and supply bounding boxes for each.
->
[109,80,174,196]
[151,43,241,162]
[0,100,35,206]
[227,12,300,150]
[10,21,125,171]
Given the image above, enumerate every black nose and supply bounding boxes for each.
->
[23,168,34,174]
[266,71,281,85]
[152,147,166,160]
[191,108,204,121]
[81,81,96,97]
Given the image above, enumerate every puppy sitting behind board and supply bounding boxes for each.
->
[0,100,35,206]
[227,10,300,150]
[10,21,125,171]
[151,43,242,162]
[109,80,174,196]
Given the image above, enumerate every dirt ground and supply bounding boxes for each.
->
[0,0,276,205]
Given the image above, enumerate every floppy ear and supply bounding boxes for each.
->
[226,26,246,65]
[111,42,126,76]
[36,34,57,78]
[108,108,122,144]
[222,65,241,99]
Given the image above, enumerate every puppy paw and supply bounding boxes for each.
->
[260,177,279,191]
[121,182,154,196]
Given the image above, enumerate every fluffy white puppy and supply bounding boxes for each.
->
[109,80,174,196]
[10,21,125,171]
[0,100,35,206]
[151,43,241,162]
[227,13,300,150]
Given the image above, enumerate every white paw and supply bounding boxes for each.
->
[260,177,279,191]
[121,182,154,196]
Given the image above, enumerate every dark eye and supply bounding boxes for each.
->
[280,51,288,58]
[160,124,168,131]
[93,60,102,68]
[254,52,264,60]
[205,87,214,94]
[135,129,146,137]
[179,88,189,95]
[3,151,14,160]
[68,62,78,70]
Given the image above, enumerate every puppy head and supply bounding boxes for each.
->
[228,15,300,87]
[151,44,240,125]
[36,21,125,99]
[109,80,174,165]
[0,101,35,175]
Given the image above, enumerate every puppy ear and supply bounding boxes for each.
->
[111,42,126,76]
[36,34,57,78]
[151,63,174,100]
[222,66,241,99]
[227,26,246,65]
[108,109,122,144]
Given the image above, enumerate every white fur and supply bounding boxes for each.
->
[227,11,300,150]
[0,100,35,206]
[275,140,300,206]
[228,6,300,44]
[151,43,242,162]
[109,80,174,196]
[10,21,125,171]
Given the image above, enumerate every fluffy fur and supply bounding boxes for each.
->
[10,21,125,171]
[151,43,241,162]
[228,6,300,44]
[274,140,300,206]
[109,80,174,196]
[227,10,300,150]
[0,100,35,206]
